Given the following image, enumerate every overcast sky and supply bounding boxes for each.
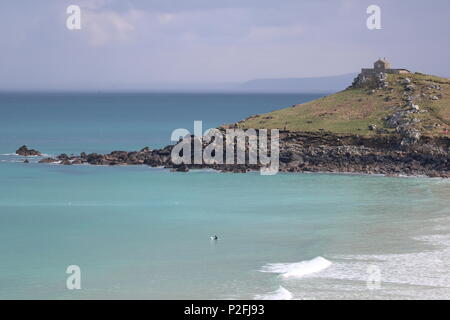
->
[1,0,449,90]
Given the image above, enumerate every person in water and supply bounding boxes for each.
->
[211,235,218,240]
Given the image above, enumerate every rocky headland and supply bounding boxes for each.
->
[19,62,450,178]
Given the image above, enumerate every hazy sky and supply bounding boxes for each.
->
[1,0,449,90]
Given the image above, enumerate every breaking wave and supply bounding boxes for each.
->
[260,256,332,279]
[254,286,293,300]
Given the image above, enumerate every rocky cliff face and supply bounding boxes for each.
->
[275,132,449,177]
[350,71,389,90]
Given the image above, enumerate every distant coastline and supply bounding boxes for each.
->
[0,73,356,94]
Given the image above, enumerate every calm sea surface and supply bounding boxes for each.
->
[0,92,449,299]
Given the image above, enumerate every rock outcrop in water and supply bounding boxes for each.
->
[16,145,42,156]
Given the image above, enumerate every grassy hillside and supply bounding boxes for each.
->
[232,73,450,137]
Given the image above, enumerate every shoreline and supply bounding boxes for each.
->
[12,129,449,178]
[4,157,445,179]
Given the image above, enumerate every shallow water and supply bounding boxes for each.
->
[0,162,448,299]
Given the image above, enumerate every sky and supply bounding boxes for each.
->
[1,0,449,90]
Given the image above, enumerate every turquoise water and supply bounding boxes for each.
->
[1,93,449,299]
[0,92,322,154]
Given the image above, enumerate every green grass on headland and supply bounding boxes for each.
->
[232,73,450,137]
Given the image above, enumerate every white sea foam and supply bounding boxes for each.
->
[256,231,450,299]
[254,286,293,300]
[260,256,332,279]
[309,232,450,297]
[0,153,51,157]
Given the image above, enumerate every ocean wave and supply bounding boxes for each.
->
[260,256,332,279]
[315,233,450,293]
[254,286,293,300]
[0,153,51,157]
[0,160,25,163]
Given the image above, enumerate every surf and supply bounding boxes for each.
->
[254,286,293,300]
[259,256,332,279]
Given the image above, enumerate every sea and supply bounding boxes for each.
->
[0,92,449,299]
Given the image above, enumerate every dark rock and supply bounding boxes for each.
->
[16,145,42,156]
[376,128,389,134]
[86,153,105,165]
[175,165,189,172]
[38,158,58,163]
[57,154,70,161]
